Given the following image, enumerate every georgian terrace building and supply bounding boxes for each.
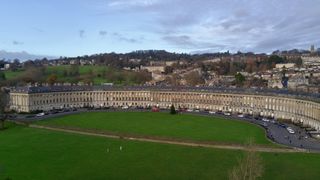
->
[9,85,320,130]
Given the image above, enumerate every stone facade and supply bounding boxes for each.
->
[9,86,320,130]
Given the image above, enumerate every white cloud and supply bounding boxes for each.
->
[107,0,159,8]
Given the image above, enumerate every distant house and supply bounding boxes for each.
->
[275,63,296,69]
[287,75,309,90]
[202,58,221,63]
[140,66,165,73]
[129,59,141,63]
[296,84,320,94]
[268,76,285,89]
[70,60,80,65]
[219,75,236,84]
[80,59,90,66]
[260,72,272,80]
[151,72,165,82]
[4,63,11,70]
[302,55,320,66]
[101,83,114,86]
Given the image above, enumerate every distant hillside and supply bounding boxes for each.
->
[0,50,56,61]
[52,50,231,65]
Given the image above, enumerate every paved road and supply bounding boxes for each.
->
[188,111,320,152]
[10,108,320,152]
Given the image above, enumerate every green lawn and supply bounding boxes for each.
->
[46,65,110,84]
[37,112,273,146]
[3,69,24,79]
[4,66,111,85]
[3,66,134,85]
[46,65,108,76]
[1,123,320,180]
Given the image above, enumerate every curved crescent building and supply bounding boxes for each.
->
[9,85,320,130]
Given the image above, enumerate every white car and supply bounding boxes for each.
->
[122,106,129,109]
[286,127,295,134]
[194,109,200,112]
[36,112,45,117]
[237,114,244,118]
[186,109,193,112]
[262,118,270,122]
[224,112,231,116]
[209,111,216,114]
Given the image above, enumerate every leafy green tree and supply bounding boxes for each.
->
[235,73,245,86]
[164,66,174,74]
[69,65,80,76]
[63,70,68,77]
[170,104,176,115]
[0,72,6,81]
[185,71,204,86]
[0,88,8,130]
[296,58,303,67]
[267,55,284,68]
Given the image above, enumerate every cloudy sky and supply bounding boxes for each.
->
[0,0,320,58]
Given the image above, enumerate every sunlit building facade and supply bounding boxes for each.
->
[10,86,320,130]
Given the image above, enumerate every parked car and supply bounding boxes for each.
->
[50,110,59,114]
[26,115,35,118]
[122,106,129,109]
[152,107,160,112]
[209,111,216,114]
[224,112,231,116]
[279,123,287,128]
[216,111,223,115]
[237,114,244,118]
[262,118,270,122]
[36,112,45,117]
[286,127,295,134]
[63,108,70,112]
[8,114,17,119]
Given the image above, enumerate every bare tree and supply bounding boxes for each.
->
[0,88,9,130]
[185,71,205,86]
[229,139,264,180]
[47,74,58,86]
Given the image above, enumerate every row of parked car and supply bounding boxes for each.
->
[205,110,297,134]
[24,108,79,118]
[257,117,296,134]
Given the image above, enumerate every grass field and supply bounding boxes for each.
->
[3,66,112,85]
[3,65,146,85]
[3,69,24,79]
[37,112,274,146]
[46,65,110,84]
[1,123,320,180]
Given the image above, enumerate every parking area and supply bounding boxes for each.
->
[188,111,320,152]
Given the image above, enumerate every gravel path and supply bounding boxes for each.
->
[29,124,308,153]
